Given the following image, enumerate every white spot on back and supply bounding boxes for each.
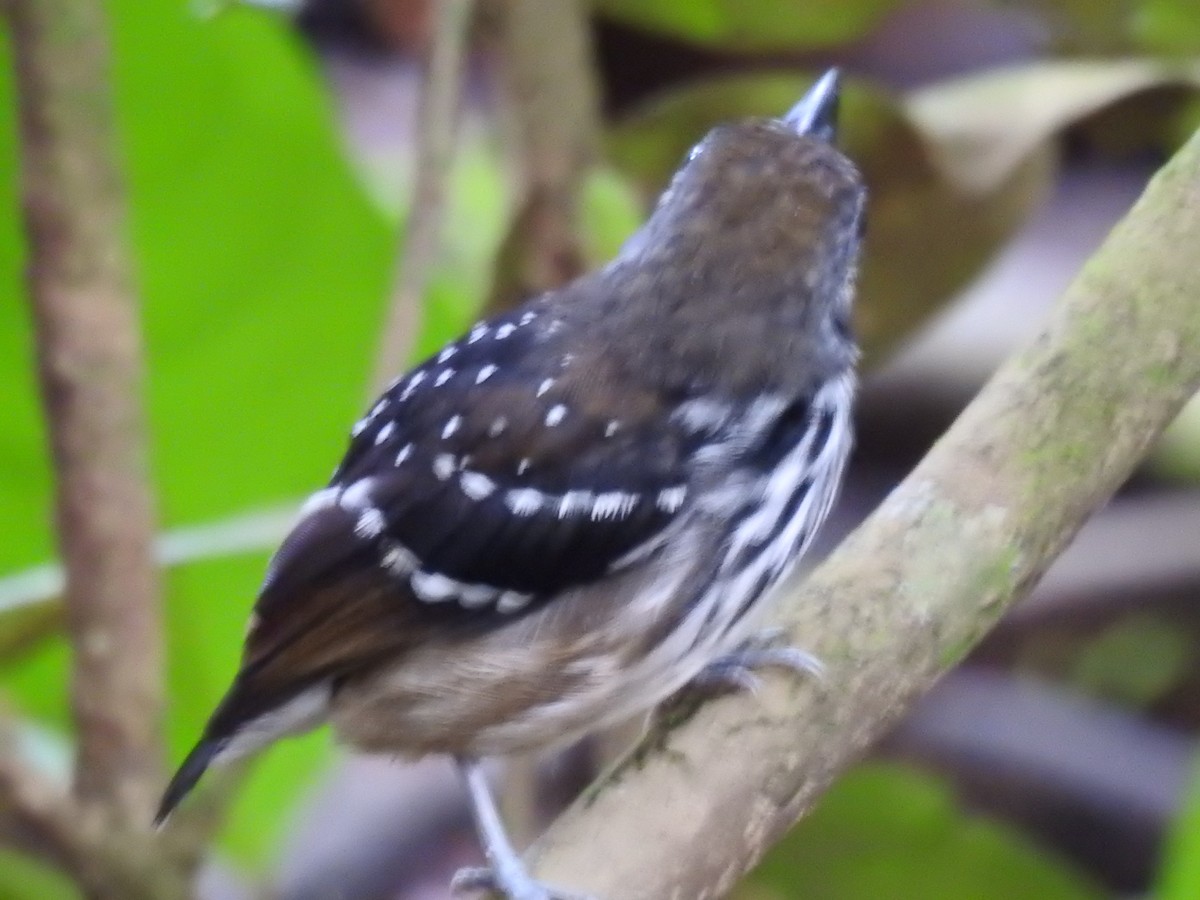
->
[519,311,537,326]
[438,345,458,363]
[558,490,593,517]
[411,570,458,603]
[457,583,498,608]
[489,417,508,437]
[476,364,498,384]
[433,454,457,481]
[395,443,413,466]
[592,491,640,520]
[495,323,516,339]
[497,590,533,613]
[340,478,375,510]
[546,319,564,336]
[545,404,568,427]
[605,420,620,438]
[435,368,455,386]
[517,458,532,475]
[561,353,575,368]
[299,487,338,517]
[400,370,427,400]
[381,542,417,575]
[374,421,394,445]
[536,378,555,397]
[506,487,545,515]
[657,485,688,513]
[351,418,369,437]
[442,415,462,439]
[460,470,497,500]
[354,507,386,538]
[370,399,388,418]
[468,324,489,344]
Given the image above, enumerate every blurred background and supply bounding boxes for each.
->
[2,0,1200,897]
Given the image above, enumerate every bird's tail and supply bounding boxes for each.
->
[155,674,331,826]
[155,736,224,826]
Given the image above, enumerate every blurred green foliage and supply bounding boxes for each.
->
[742,764,1102,899]
[594,0,1200,56]
[1132,0,1200,54]
[1029,0,1200,54]
[594,0,904,50]
[1072,614,1194,707]
[0,0,398,877]
[1158,754,1200,900]
[0,851,80,900]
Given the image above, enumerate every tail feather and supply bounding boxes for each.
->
[155,676,332,826]
[155,737,225,826]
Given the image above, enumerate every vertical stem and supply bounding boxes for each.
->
[372,0,477,392]
[7,0,164,827]
[484,0,601,313]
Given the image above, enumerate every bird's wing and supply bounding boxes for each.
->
[236,308,701,719]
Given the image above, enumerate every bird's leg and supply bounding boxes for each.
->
[691,627,825,695]
[451,758,591,900]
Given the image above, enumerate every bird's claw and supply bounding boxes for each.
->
[692,628,825,695]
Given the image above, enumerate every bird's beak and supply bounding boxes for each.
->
[784,68,841,143]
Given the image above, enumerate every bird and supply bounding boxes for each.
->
[157,68,866,900]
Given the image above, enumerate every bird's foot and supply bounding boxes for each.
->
[691,627,825,695]
[451,865,592,900]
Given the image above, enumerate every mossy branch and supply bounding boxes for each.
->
[525,127,1200,898]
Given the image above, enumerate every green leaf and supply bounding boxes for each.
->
[1071,615,1191,706]
[580,164,643,264]
[1132,0,1200,54]
[0,851,81,900]
[906,59,1200,193]
[1154,391,1200,482]
[0,0,397,867]
[1157,753,1200,900]
[742,763,1102,900]
[594,0,904,51]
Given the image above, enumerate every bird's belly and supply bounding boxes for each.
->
[328,635,696,758]
[327,537,743,758]
[325,494,818,759]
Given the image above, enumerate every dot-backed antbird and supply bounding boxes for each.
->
[159,69,866,900]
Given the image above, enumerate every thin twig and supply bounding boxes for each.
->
[372,0,477,392]
[0,721,87,876]
[524,127,1200,897]
[6,0,164,828]
[0,712,192,900]
[482,0,600,314]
